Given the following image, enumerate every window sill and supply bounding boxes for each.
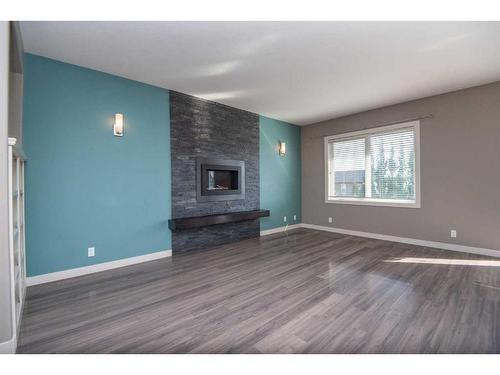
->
[325,197,420,208]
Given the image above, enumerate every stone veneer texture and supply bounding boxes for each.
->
[170,91,260,252]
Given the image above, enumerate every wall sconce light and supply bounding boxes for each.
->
[113,113,124,137]
[279,141,286,156]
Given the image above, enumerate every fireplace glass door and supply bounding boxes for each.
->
[196,158,245,202]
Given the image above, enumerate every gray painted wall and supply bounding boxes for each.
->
[0,21,13,347]
[8,72,23,143]
[302,81,500,250]
[170,91,260,252]
[8,22,23,144]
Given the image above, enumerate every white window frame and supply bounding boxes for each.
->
[324,120,421,208]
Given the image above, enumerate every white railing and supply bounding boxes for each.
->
[7,137,26,350]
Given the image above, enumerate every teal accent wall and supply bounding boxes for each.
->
[23,54,171,276]
[259,116,301,231]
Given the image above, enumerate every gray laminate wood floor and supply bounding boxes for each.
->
[17,228,500,353]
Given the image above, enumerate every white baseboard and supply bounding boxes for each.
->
[301,223,500,258]
[25,224,500,287]
[260,223,303,236]
[0,336,16,354]
[27,250,172,286]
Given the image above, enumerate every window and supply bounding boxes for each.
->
[325,120,420,208]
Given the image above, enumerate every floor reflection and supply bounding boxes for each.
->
[384,257,500,267]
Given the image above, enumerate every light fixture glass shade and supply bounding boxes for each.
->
[279,141,286,156]
[114,113,124,136]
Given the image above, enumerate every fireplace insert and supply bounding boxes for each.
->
[196,158,245,202]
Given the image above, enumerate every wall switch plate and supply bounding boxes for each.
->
[450,230,457,238]
[283,216,287,222]
[328,217,333,223]
[293,214,297,221]
[88,247,95,257]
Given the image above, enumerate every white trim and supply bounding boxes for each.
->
[27,250,172,286]
[414,122,421,208]
[324,120,421,208]
[301,223,500,259]
[326,197,420,208]
[25,223,500,288]
[8,137,27,161]
[7,137,17,350]
[0,336,16,354]
[260,224,302,236]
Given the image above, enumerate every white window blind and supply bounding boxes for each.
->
[370,129,415,200]
[325,121,420,208]
[330,138,365,198]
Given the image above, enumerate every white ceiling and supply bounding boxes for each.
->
[19,21,500,125]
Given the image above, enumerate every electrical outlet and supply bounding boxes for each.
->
[283,216,287,222]
[450,230,457,238]
[328,217,333,223]
[88,247,95,257]
[293,214,297,221]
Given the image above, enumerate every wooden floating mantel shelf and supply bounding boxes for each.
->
[168,209,270,231]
